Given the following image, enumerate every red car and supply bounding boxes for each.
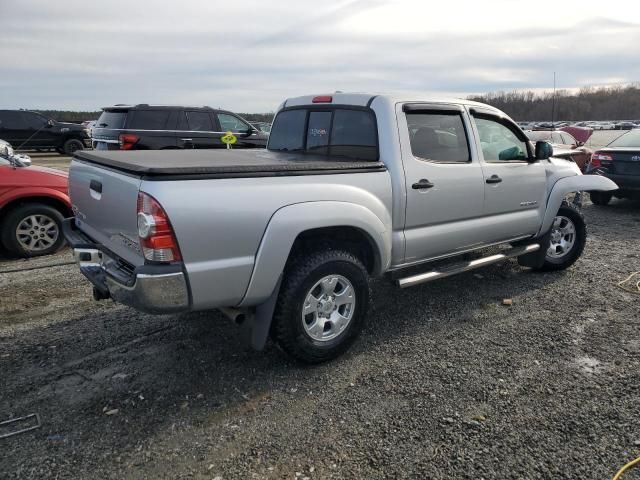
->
[0,142,71,257]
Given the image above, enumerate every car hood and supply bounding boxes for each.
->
[23,165,69,179]
[57,121,85,130]
[559,126,593,144]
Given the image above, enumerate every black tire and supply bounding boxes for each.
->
[590,191,612,206]
[0,204,66,257]
[271,249,370,363]
[535,203,586,272]
[62,138,83,155]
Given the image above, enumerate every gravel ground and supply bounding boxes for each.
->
[1,198,639,480]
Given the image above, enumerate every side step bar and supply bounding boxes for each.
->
[397,243,540,288]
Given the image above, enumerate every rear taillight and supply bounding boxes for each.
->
[119,133,139,150]
[137,192,182,262]
[590,151,613,168]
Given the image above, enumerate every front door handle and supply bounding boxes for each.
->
[486,174,502,184]
[412,179,435,190]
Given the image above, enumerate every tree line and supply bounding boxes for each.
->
[468,84,640,121]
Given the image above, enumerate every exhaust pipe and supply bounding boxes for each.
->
[219,307,248,324]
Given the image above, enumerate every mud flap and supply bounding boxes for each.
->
[517,230,551,269]
[241,275,282,351]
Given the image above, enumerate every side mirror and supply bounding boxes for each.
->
[0,143,12,158]
[535,140,553,160]
[46,119,55,128]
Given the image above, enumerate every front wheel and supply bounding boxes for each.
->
[271,249,370,363]
[62,138,83,155]
[536,203,586,271]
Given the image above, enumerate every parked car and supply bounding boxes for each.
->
[594,122,616,130]
[586,129,640,205]
[614,121,636,131]
[92,105,268,151]
[63,93,616,363]
[525,128,593,170]
[0,110,91,155]
[0,140,71,257]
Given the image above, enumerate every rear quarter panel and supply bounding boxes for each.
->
[141,171,392,309]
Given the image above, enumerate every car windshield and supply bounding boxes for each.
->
[608,131,640,148]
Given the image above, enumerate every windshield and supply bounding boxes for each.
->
[97,110,127,129]
[608,130,640,148]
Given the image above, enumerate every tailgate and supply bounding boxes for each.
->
[69,159,145,267]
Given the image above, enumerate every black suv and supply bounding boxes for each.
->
[92,105,268,151]
[0,110,91,155]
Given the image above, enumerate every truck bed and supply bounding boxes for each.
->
[74,149,386,179]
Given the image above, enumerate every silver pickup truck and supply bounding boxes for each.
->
[63,93,617,363]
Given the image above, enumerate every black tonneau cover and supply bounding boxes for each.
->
[74,149,386,179]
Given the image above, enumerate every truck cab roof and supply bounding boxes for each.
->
[281,93,507,116]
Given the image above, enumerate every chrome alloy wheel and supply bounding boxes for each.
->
[546,215,576,259]
[15,214,59,252]
[301,274,356,342]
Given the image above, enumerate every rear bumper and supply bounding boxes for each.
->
[63,218,190,314]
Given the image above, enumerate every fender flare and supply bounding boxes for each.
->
[238,201,391,307]
[539,174,617,234]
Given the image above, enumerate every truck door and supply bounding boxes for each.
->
[400,103,486,263]
[21,112,56,148]
[468,109,547,243]
[179,111,223,149]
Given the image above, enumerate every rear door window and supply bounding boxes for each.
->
[186,111,214,132]
[1,111,28,129]
[128,110,171,130]
[406,112,470,163]
[97,111,127,129]
[268,108,378,160]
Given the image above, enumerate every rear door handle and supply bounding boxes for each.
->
[412,179,435,189]
[485,175,502,184]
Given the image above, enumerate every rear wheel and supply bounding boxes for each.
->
[271,249,370,363]
[62,138,83,155]
[1,204,66,257]
[536,203,586,271]
[590,191,612,206]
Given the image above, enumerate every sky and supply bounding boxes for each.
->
[1,0,639,113]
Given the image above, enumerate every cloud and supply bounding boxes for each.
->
[0,0,638,112]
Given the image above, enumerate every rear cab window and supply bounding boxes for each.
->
[268,107,378,161]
